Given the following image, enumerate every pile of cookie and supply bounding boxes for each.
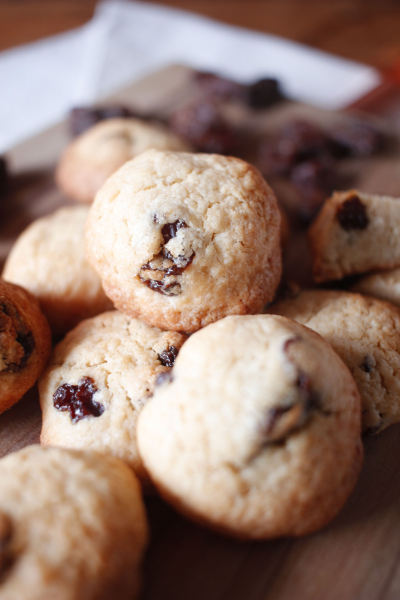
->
[1,83,400,597]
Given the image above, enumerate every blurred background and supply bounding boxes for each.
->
[1,0,400,71]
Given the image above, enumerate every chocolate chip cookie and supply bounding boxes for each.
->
[56,117,191,203]
[0,279,51,414]
[137,314,362,539]
[3,206,113,334]
[0,445,148,599]
[268,289,400,434]
[86,150,282,333]
[39,310,186,479]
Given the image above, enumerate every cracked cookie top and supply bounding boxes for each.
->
[85,150,282,333]
[268,289,400,434]
[56,118,191,204]
[39,310,187,480]
[137,314,362,539]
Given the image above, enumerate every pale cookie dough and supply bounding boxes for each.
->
[308,189,400,282]
[352,268,400,308]
[268,289,400,434]
[86,150,282,333]
[0,445,148,600]
[0,278,51,414]
[3,206,113,334]
[56,118,191,203]
[137,314,362,539]
[39,310,187,479]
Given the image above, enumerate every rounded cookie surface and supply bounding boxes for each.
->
[39,310,187,479]
[268,289,400,433]
[352,267,400,309]
[0,445,148,600]
[0,278,51,413]
[86,150,282,333]
[56,118,191,203]
[3,206,113,334]
[137,314,362,539]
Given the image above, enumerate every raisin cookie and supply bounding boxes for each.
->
[137,315,362,539]
[39,310,186,479]
[3,206,113,334]
[352,268,400,308]
[268,289,400,434]
[0,279,51,414]
[0,445,147,600]
[309,190,400,282]
[86,150,282,333]
[56,118,191,203]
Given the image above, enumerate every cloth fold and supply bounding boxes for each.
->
[0,0,381,153]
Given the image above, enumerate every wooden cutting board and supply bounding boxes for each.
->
[2,65,400,600]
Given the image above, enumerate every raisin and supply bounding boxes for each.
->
[336,196,369,231]
[245,78,284,109]
[258,120,329,176]
[194,71,245,101]
[0,158,8,201]
[53,377,104,423]
[170,101,239,154]
[158,345,179,367]
[0,298,35,373]
[161,220,187,245]
[139,220,194,296]
[330,121,383,157]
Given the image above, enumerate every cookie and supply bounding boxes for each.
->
[308,189,400,282]
[352,268,400,308]
[267,289,400,434]
[86,150,282,333]
[39,310,187,479]
[0,279,51,414]
[0,445,147,599]
[137,315,362,539]
[3,206,113,334]
[56,117,191,203]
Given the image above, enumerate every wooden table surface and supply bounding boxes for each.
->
[2,0,400,73]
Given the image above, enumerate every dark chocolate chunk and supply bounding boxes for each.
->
[246,78,284,109]
[53,377,104,423]
[0,297,35,373]
[336,195,369,231]
[158,345,179,367]
[170,101,239,154]
[161,220,187,245]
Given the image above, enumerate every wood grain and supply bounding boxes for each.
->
[2,65,400,600]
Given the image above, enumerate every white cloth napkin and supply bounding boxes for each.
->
[0,0,381,154]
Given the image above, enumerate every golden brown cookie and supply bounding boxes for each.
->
[39,310,186,479]
[86,150,282,333]
[0,279,51,414]
[308,190,400,282]
[0,445,148,600]
[268,289,400,434]
[56,117,191,203]
[137,314,362,539]
[3,206,113,334]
